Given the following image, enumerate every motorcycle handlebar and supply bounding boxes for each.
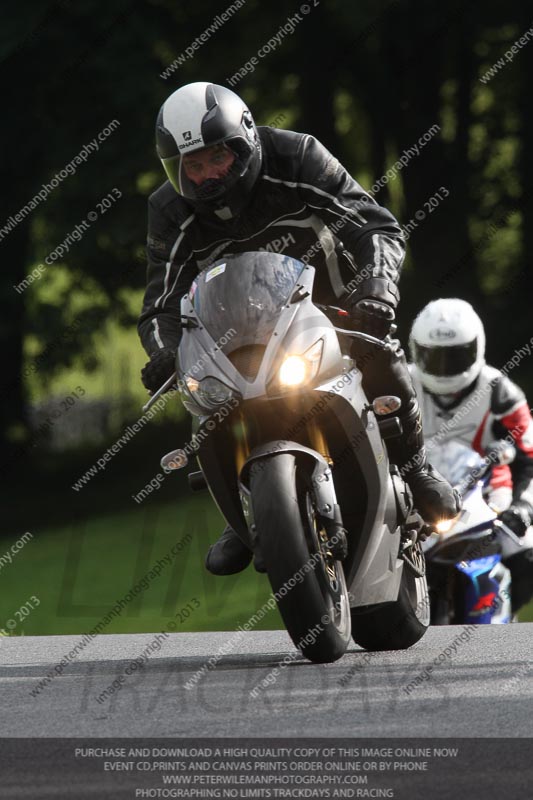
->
[314,304,395,351]
[142,371,177,413]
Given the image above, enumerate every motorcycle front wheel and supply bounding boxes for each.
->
[250,453,351,664]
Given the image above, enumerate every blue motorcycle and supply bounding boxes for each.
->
[423,440,532,624]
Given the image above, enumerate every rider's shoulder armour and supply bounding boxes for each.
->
[490,371,526,419]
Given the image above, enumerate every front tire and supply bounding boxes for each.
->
[250,453,351,663]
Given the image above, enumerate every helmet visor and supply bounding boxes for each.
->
[162,138,254,202]
[413,340,477,377]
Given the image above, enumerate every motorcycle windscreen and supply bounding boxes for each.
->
[428,440,484,486]
[189,252,306,351]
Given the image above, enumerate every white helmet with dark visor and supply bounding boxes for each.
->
[409,298,486,395]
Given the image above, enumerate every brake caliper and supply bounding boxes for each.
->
[318,503,348,560]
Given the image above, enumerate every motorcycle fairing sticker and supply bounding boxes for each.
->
[205,263,226,282]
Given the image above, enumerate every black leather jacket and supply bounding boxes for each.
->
[138,126,405,355]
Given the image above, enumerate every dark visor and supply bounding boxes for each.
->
[413,340,477,376]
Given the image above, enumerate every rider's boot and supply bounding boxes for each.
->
[205,525,255,575]
[386,401,461,524]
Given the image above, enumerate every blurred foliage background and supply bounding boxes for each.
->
[1,0,532,633]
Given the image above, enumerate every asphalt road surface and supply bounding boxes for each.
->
[1,624,532,738]
[0,626,532,798]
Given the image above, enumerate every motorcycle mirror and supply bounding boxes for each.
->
[160,449,189,472]
[372,395,402,416]
[485,440,516,466]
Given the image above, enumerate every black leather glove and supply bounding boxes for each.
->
[350,299,395,339]
[346,276,399,340]
[141,347,176,393]
[499,501,533,537]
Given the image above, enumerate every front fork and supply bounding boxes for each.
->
[238,443,348,561]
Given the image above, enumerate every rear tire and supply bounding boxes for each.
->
[351,541,430,651]
[250,453,351,663]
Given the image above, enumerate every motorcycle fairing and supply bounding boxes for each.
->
[457,555,512,624]
[178,253,408,608]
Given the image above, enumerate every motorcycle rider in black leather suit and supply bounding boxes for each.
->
[138,81,460,575]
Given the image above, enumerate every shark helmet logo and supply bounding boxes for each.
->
[178,130,203,150]
[429,327,456,341]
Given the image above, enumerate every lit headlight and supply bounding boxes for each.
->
[279,356,308,386]
[279,340,323,388]
[435,514,460,534]
[186,375,234,406]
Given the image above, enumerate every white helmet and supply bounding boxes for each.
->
[409,298,485,395]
